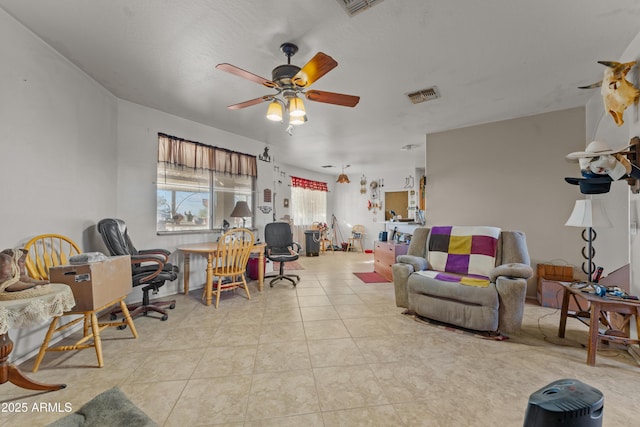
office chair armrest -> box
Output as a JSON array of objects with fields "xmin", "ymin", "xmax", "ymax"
[
  {"xmin": 137, "ymin": 249, "xmax": 170, "ymax": 262},
  {"xmin": 130, "ymin": 255, "xmax": 164, "ymax": 282},
  {"xmin": 292, "ymin": 242, "xmax": 302, "ymax": 254}
]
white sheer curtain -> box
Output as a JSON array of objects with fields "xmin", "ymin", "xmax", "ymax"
[{"xmin": 291, "ymin": 186, "xmax": 327, "ymax": 250}]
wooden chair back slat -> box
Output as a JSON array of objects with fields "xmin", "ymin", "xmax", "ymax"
[{"xmin": 24, "ymin": 234, "xmax": 81, "ymax": 281}]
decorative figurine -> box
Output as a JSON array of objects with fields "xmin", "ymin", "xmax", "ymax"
[{"xmin": 580, "ymin": 61, "xmax": 640, "ymax": 126}]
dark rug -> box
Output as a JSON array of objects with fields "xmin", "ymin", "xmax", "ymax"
[
  {"xmin": 403, "ymin": 310, "xmax": 509, "ymax": 341},
  {"xmin": 47, "ymin": 387, "xmax": 157, "ymax": 427},
  {"xmin": 353, "ymin": 271, "xmax": 390, "ymax": 283}
]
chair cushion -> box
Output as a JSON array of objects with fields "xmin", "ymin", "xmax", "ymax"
[
  {"xmin": 416, "ymin": 270, "xmax": 491, "ymax": 287},
  {"xmin": 427, "ymin": 226, "xmax": 501, "ymax": 279},
  {"xmin": 267, "ymin": 253, "xmax": 299, "ymax": 263},
  {"xmin": 408, "ymin": 273, "xmax": 499, "ymax": 307}
]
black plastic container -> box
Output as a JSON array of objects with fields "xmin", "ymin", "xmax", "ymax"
[
  {"xmin": 304, "ymin": 230, "xmax": 320, "ymax": 256},
  {"xmin": 524, "ymin": 379, "xmax": 603, "ymax": 427}
]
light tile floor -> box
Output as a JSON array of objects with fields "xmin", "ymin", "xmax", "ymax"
[{"xmin": 1, "ymin": 253, "xmax": 639, "ymax": 426}]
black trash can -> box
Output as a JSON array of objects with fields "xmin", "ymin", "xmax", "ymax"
[
  {"xmin": 304, "ymin": 230, "xmax": 320, "ymax": 256},
  {"xmin": 524, "ymin": 379, "xmax": 603, "ymax": 427}
]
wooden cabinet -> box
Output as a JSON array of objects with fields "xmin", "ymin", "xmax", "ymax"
[{"xmin": 374, "ymin": 241, "xmax": 409, "ymax": 281}]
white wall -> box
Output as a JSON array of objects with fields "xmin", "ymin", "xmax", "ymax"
[
  {"xmin": 332, "ymin": 165, "xmax": 420, "ymax": 251},
  {"xmin": 425, "ymin": 108, "xmax": 616, "ymax": 297},
  {"xmin": 617, "ymin": 31, "xmax": 640, "ymax": 298},
  {"xmin": 0, "ymin": 10, "xmax": 119, "ymax": 359}
]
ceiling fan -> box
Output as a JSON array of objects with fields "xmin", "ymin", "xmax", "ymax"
[{"xmin": 216, "ymin": 42, "xmax": 360, "ymax": 130}]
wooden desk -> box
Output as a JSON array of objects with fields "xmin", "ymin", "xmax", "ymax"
[
  {"xmin": 558, "ymin": 283, "xmax": 640, "ymax": 366},
  {"xmin": 177, "ymin": 242, "xmax": 267, "ymax": 305}
]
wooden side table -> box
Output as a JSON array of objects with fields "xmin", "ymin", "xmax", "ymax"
[
  {"xmin": 558, "ymin": 283, "xmax": 640, "ymax": 366},
  {"xmin": 0, "ymin": 283, "xmax": 75, "ymax": 391}
]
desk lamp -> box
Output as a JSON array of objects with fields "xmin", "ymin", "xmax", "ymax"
[
  {"xmin": 565, "ymin": 199, "xmax": 612, "ymax": 279},
  {"xmin": 230, "ymin": 201, "xmax": 252, "ymax": 229}
]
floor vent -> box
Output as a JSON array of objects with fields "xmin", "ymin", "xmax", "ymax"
[
  {"xmin": 407, "ymin": 86, "xmax": 440, "ymax": 104},
  {"xmin": 336, "ymin": 0, "xmax": 385, "ymax": 17}
]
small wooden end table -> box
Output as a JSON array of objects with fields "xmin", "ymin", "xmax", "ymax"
[
  {"xmin": 558, "ymin": 283, "xmax": 640, "ymax": 366},
  {"xmin": 0, "ymin": 283, "xmax": 75, "ymax": 391}
]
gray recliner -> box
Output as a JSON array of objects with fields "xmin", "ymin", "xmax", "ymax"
[{"xmin": 392, "ymin": 227, "xmax": 533, "ymax": 334}]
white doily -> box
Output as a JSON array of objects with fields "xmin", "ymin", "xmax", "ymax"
[{"xmin": 0, "ymin": 283, "xmax": 75, "ymax": 335}]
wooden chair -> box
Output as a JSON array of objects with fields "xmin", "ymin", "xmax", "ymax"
[
  {"xmin": 346, "ymin": 225, "xmax": 365, "ymax": 252},
  {"xmin": 23, "ymin": 234, "xmax": 81, "ymax": 281},
  {"xmin": 202, "ymin": 228, "xmax": 255, "ymax": 308},
  {"xmin": 23, "ymin": 234, "xmax": 138, "ymax": 371},
  {"xmin": 311, "ymin": 222, "xmax": 334, "ymax": 254}
]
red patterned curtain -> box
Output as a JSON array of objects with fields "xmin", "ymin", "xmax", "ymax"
[{"xmin": 291, "ymin": 176, "xmax": 328, "ymax": 192}]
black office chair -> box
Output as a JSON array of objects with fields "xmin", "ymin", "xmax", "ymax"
[
  {"xmin": 97, "ymin": 218, "xmax": 178, "ymax": 321},
  {"xmin": 264, "ymin": 222, "xmax": 301, "ymax": 287}
]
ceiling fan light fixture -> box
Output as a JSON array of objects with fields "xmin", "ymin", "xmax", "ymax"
[
  {"xmin": 289, "ymin": 113, "xmax": 306, "ymax": 126},
  {"xmin": 336, "ymin": 165, "xmax": 351, "ymax": 183},
  {"xmin": 266, "ymin": 100, "xmax": 283, "ymax": 121},
  {"xmin": 336, "ymin": 173, "xmax": 350, "ymax": 183},
  {"xmin": 289, "ymin": 97, "xmax": 306, "ymax": 117}
]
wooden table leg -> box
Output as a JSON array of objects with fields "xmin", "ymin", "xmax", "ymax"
[
  {"xmin": 258, "ymin": 250, "xmax": 265, "ymax": 292},
  {"xmin": 205, "ymin": 253, "xmax": 213, "ymax": 306},
  {"xmin": 558, "ymin": 286, "xmax": 570, "ymax": 338},
  {"xmin": 183, "ymin": 252, "xmax": 191, "ymax": 294},
  {"xmin": 587, "ymin": 301, "xmax": 601, "ymax": 366},
  {"xmin": 1, "ymin": 333, "xmax": 65, "ymax": 391}
]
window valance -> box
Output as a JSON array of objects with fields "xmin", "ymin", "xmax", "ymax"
[
  {"xmin": 291, "ymin": 176, "xmax": 328, "ymax": 192},
  {"xmin": 158, "ymin": 133, "xmax": 257, "ymax": 177}
]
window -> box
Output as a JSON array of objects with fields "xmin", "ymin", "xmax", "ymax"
[
  {"xmin": 290, "ymin": 176, "xmax": 328, "ymax": 226},
  {"xmin": 156, "ymin": 133, "xmax": 256, "ymax": 233}
]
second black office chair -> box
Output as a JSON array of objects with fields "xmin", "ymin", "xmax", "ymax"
[
  {"xmin": 264, "ymin": 222, "xmax": 301, "ymax": 287},
  {"xmin": 97, "ymin": 218, "xmax": 178, "ymax": 321}
]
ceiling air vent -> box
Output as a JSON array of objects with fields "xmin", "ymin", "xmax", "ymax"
[
  {"xmin": 407, "ymin": 86, "xmax": 440, "ymax": 104},
  {"xmin": 336, "ymin": 0, "xmax": 385, "ymax": 17}
]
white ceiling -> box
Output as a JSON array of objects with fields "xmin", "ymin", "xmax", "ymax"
[{"xmin": 2, "ymin": 0, "xmax": 640, "ymax": 174}]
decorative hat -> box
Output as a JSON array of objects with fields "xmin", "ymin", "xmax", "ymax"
[
  {"xmin": 564, "ymin": 175, "xmax": 612, "ymax": 194},
  {"xmin": 566, "ymin": 140, "xmax": 625, "ymax": 160}
]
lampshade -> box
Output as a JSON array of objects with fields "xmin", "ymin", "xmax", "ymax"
[
  {"xmin": 266, "ymin": 100, "xmax": 283, "ymax": 122},
  {"xmin": 336, "ymin": 173, "xmax": 350, "ymax": 183},
  {"xmin": 565, "ymin": 199, "xmax": 612, "ymax": 228},
  {"xmin": 230, "ymin": 201, "xmax": 252, "ymax": 218},
  {"xmin": 289, "ymin": 113, "xmax": 306, "ymax": 126},
  {"xmin": 289, "ymin": 97, "xmax": 306, "ymax": 117}
]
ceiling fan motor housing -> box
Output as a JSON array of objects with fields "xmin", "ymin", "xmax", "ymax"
[{"xmin": 272, "ymin": 64, "xmax": 302, "ymax": 86}]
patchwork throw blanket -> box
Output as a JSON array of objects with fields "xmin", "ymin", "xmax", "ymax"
[{"xmin": 417, "ymin": 226, "xmax": 501, "ymax": 287}]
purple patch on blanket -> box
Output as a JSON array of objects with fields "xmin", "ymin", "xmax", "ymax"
[{"xmin": 444, "ymin": 254, "xmax": 470, "ymax": 275}]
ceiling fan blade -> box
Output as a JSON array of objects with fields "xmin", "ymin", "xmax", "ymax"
[
  {"xmin": 227, "ymin": 96, "xmax": 272, "ymax": 110},
  {"xmin": 292, "ymin": 52, "xmax": 338, "ymax": 87},
  {"xmin": 305, "ymin": 90, "xmax": 360, "ymax": 107},
  {"xmin": 216, "ymin": 63, "xmax": 277, "ymax": 88}
]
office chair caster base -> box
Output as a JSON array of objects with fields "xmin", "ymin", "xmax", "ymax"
[
  {"xmin": 169, "ymin": 303, "xmax": 176, "ymax": 309},
  {"xmin": 269, "ymin": 275, "xmax": 299, "ymax": 287},
  {"xmin": 118, "ymin": 320, "xmax": 127, "ymax": 330}
]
